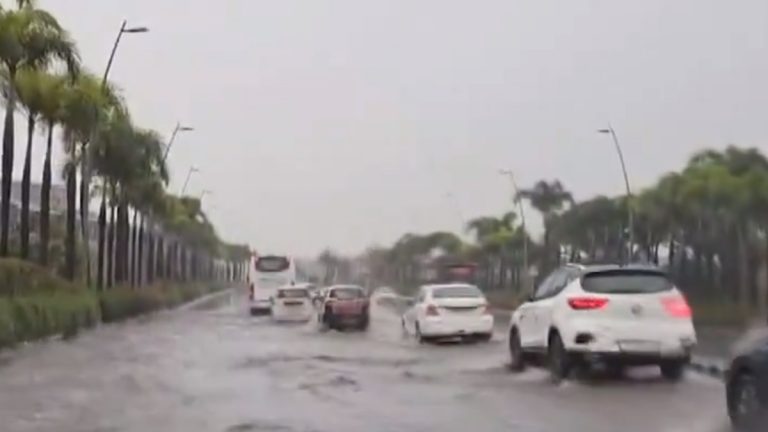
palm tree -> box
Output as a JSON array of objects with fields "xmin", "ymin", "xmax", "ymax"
[
  {"xmin": 31, "ymin": 72, "xmax": 67, "ymax": 266},
  {"xmin": 517, "ymin": 180, "xmax": 573, "ymax": 273},
  {"xmin": 0, "ymin": 3, "xmax": 78, "ymax": 256},
  {"xmin": 58, "ymin": 73, "xmax": 117, "ymax": 280},
  {"xmin": 15, "ymin": 70, "xmax": 74, "ymax": 260}
]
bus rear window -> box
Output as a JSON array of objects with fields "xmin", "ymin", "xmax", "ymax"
[
  {"xmin": 255, "ymin": 256, "xmax": 290, "ymax": 272},
  {"xmin": 581, "ymin": 270, "xmax": 672, "ymax": 294},
  {"xmin": 278, "ymin": 289, "xmax": 309, "ymax": 298}
]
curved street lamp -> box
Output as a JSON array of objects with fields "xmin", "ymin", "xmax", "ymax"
[
  {"xmin": 598, "ymin": 126, "xmax": 634, "ymax": 262},
  {"xmin": 499, "ymin": 169, "xmax": 530, "ymax": 292},
  {"xmin": 181, "ymin": 166, "xmax": 200, "ymax": 195}
]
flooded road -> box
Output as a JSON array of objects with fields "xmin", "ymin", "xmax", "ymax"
[{"xmin": 0, "ymin": 289, "xmax": 731, "ymax": 432}]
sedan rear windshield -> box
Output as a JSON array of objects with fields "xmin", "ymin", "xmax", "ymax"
[
  {"xmin": 581, "ymin": 270, "xmax": 672, "ymax": 294},
  {"xmin": 330, "ymin": 288, "xmax": 364, "ymax": 299},
  {"xmin": 433, "ymin": 285, "xmax": 483, "ymax": 298},
  {"xmin": 278, "ymin": 289, "xmax": 309, "ymax": 298}
]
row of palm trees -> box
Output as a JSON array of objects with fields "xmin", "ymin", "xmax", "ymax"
[
  {"xmin": 366, "ymin": 146, "xmax": 768, "ymax": 319},
  {"xmin": 0, "ymin": 1, "xmax": 249, "ymax": 286}
]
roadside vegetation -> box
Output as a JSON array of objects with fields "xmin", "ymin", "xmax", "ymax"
[
  {"xmin": 357, "ymin": 146, "xmax": 768, "ymax": 327},
  {"xmin": 0, "ymin": 1, "xmax": 251, "ymax": 349}
]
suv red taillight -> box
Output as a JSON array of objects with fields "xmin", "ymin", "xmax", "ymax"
[
  {"xmin": 661, "ymin": 296, "xmax": 692, "ymax": 318},
  {"xmin": 568, "ymin": 297, "xmax": 609, "ymax": 310},
  {"xmin": 426, "ymin": 304, "xmax": 440, "ymax": 316}
]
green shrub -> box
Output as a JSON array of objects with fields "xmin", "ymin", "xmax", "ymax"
[
  {"xmin": 0, "ymin": 258, "xmax": 80, "ymax": 297},
  {"xmin": 0, "ymin": 300, "xmax": 15, "ymax": 349},
  {"xmin": 0, "ymin": 293, "xmax": 100, "ymax": 348},
  {"xmin": 98, "ymin": 283, "xmax": 213, "ymax": 323},
  {"xmin": 485, "ymin": 290, "xmax": 526, "ymax": 311}
]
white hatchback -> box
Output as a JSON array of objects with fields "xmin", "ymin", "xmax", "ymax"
[
  {"xmin": 271, "ymin": 286, "xmax": 314, "ymax": 322},
  {"xmin": 508, "ymin": 264, "xmax": 697, "ymax": 381},
  {"xmin": 402, "ymin": 284, "xmax": 494, "ymax": 342}
]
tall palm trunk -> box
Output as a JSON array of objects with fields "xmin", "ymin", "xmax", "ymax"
[
  {"xmin": 0, "ymin": 67, "xmax": 17, "ymax": 257},
  {"xmin": 96, "ymin": 179, "xmax": 107, "ymax": 290},
  {"xmin": 736, "ymin": 224, "xmax": 751, "ymax": 313},
  {"xmin": 146, "ymin": 223, "xmax": 155, "ymax": 284},
  {"xmin": 115, "ymin": 199, "xmax": 128, "ymax": 284},
  {"xmin": 39, "ymin": 123, "xmax": 54, "ymax": 266},
  {"xmin": 130, "ymin": 209, "xmax": 138, "ymax": 287},
  {"xmin": 79, "ymin": 142, "xmax": 92, "ymax": 286},
  {"xmin": 137, "ymin": 214, "xmax": 145, "ymax": 287},
  {"xmin": 20, "ymin": 112, "xmax": 36, "ymax": 259},
  {"xmin": 107, "ymin": 184, "xmax": 116, "ymax": 288},
  {"xmin": 64, "ymin": 158, "xmax": 77, "ymax": 280},
  {"xmin": 156, "ymin": 235, "xmax": 165, "ymax": 280}
]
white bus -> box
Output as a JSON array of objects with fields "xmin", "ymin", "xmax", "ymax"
[{"xmin": 247, "ymin": 254, "xmax": 297, "ymax": 315}]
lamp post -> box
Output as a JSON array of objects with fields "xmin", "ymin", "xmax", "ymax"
[
  {"xmin": 102, "ymin": 20, "xmax": 149, "ymax": 86},
  {"xmin": 499, "ymin": 169, "xmax": 530, "ymax": 292},
  {"xmin": 598, "ymin": 125, "xmax": 634, "ymax": 263},
  {"xmin": 91, "ymin": 20, "xmax": 148, "ymax": 288},
  {"xmin": 161, "ymin": 123, "xmax": 194, "ymax": 163},
  {"xmin": 181, "ymin": 166, "xmax": 199, "ymax": 195}
]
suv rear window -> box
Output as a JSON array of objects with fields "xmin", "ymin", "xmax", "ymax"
[
  {"xmin": 433, "ymin": 285, "xmax": 483, "ymax": 298},
  {"xmin": 581, "ymin": 270, "xmax": 672, "ymax": 294}
]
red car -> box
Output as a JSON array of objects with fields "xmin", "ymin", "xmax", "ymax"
[{"xmin": 319, "ymin": 285, "xmax": 370, "ymax": 331}]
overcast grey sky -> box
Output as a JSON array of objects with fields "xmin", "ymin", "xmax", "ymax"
[{"xmin": 15, "ymin": 0, "xmax": 768, "ymax": 255}]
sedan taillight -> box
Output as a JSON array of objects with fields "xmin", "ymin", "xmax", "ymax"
[
  {"xmin": 425, "ymin": 304, "xmax": 440, "ymax": 316},
  {"xmin": 568, "ymin": 297, "xmax": 609, "ymax": 310}
]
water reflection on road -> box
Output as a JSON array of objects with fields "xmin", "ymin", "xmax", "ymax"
[{"xmin": 0, "ymin": 290, "xmax": 730, "ymax": 432}]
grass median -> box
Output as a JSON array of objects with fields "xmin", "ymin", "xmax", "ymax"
[{"xmin": 0, "ymin": 258, "xmax": 228, "ymax": 350}]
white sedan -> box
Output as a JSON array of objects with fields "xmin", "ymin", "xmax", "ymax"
[
  {"xmin": 271, "ymin": 286, "xmax": 314, "ymax": 322},
  {"xmin": 402, "ymin": 283, "xmax": 494, "ymax": 343},
  {"xmin": 508, "ymin": 264, "xmax": 697, "ymax": 382}
]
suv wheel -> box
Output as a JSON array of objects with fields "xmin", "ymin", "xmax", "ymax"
[
  {"xmin": 548, "ymin": 332, "xmax": 571, "ymax": 383},
  {"xmin": 660, "ymin": 360, "xmax": 685, "ymax": 381},
  {"xmin": 728, "ymin": 372, "xmax": 764, "ymax": 430},
  {"xmin": 508, "ymin": 328, "xmax": 525, "ymax": 372}
]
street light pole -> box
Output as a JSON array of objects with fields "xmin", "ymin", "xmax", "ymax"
[
  {"xmin": 499, "ymin": 169, "xmax": 530, "ymax": 293},
  {"xmin": 91, "ymin": 20, "xmax": 148, "ymax": 288},
  {"xmin": 161, "ymin": 122, "xmax": 194, "ymax": 163},
  {"xmin": 598, "ymin": 126, "xmax": 634, "ymax": 263},
  {"xmin": 181, "ymin": 167, "xmax": 199, "ymax": 195}
]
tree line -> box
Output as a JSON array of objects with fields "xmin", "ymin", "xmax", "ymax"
[
  {"xmin": 363, "ymin": 145, "xmax": 768, "ymax": 321},
  {"xmin": 0, "ymin": 1, "xmax": 249, "ymax": 287}
]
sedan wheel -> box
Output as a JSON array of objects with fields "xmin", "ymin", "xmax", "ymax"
[{"xmin": 415, "ymin": 322, "xmax": 427, "ymax": 344}]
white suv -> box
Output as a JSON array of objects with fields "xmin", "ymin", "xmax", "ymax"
[{"xmin": 508, "ymin": 264, "xmax": 697, "ymax": 381}]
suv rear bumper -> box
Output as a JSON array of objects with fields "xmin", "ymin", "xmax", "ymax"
[{"xmin": 572, "ymin": 350, "xmax": 691, "ymax": 366}]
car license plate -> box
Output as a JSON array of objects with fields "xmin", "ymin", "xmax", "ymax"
[
  {"xmin": 284, "ymin": 301, "xmax": 303, "ymax": 306},
  {"xmin": 619, "ymin": 341, "xmax": 660, "ymax": 353}
]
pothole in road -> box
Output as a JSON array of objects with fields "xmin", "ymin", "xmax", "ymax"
[
  {"xmin": 233, "ymin": 353, "xmax": 421, "ymax": 370},
  {"xmin": 225, "ymin": 420, "xmax": 296, "ymax": 432}
]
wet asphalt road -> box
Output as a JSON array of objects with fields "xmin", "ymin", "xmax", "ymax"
[{"xmin": 0, "ymin": 289, "xmax": 732, "ymax": 432}]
